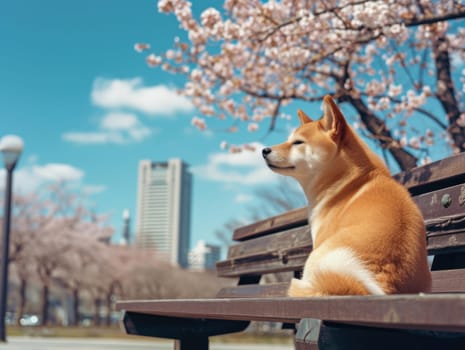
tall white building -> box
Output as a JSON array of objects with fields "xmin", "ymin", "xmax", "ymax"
[{"xmin": 136, "ymin": 159, "xmax": 192, "ymax": 268}]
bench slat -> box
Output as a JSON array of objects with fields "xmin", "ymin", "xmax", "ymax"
[
  {"xmin": 394, "ymin": 152, "xmax": 465, "ymax": 195},
  {"xmin": 431, "ymin": 269, "xmax": 465, "ymax": 293},
  {"xmin": 116, "ymin": 294, "xmax": 465, "ymax": 332},
  {"xmin": 217, "ymin": 283, "xmax": 288, "ymax": 298},
  {"xmin": 414, "ymin": 183, "xmax": 465, "ymax": 221},
  {"xmin": 220, "ymin": 226, "xmax": 311, "ymax": 277},
  {"xmin": 217, "ymin": 249, "xmax": 309, "ymax": 277},
  {"xmin": 233, "ymin": 207, "xmax": 308, "ymax": 242},
  {"xmin": 216, "ymin": 269, "xmax": 465, "ymax": 298},
  {"xmin": 428, "ymin": 232, "xmax": 465, "ymax": 255},
  {"xmin": 219, "ymin": 219, "xmax": 465, "ymax": 278},
  {"xmin": 227, "ymin": 225, "xmax": 311, "ymax": 259}
]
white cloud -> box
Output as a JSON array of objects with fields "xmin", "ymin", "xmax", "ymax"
[
  {"xmin": 451, "ymin": 52, "xmax": 465, "ymax": 70},
  {"xmin": 0, "ymin": 161, "xmax": 88, "ymax": 194},
  {"xmin": 191, "ymin": 143, "xmax": 280, "ymax": 185},
  {"xmin": 91, "ymin": 77, "xmax": 194, "ymax": 116},
  {"xmin": 62, "ymin": 132, "xmax": 116, "ymax": 144},
  {"xmin": 83, "ymin": 184, "xmax": 107, "ymax": 195},
  {"xmin": 235, "ymin": 193, "xmax": 254, "ymax": 203},
  {"xmin": 32, "ymin": 163, "xmax": 84, "ymax": 182},
  {"xmin": 101, "ymin": 113, "xmax": 139, "ymax": 129},
  {"xmin": 0, "ymin": 160, "xmax": 107, "ymax": 198},
  {"xmin": 62, "ymin": 112, "xmax": 152, "ymax": 145}
]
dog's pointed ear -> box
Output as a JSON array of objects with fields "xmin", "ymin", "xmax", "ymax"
[
  {"xmin": 321, "ymin": 95, "xmax": 347, "ymax": 141},
  {"xmin": 297, "ymin": 110, "xmax": 312, "ymax": 125}
]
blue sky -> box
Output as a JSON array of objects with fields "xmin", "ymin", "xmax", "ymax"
[
  {"xmin": 0, "ymin": 0, "xmax": 309, "ymax": 251},
  {"xmin": 1, "ymin": 1, "xmax": 460, "ymax": 252}
]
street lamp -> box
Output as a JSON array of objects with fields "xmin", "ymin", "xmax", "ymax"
[
  {"xmin": 0, "ymin": 135, "xmax": 23, "ymax": 342},
  {"xmin": 122, "ymin": 209, "xmax": 131, "ymax": 245}
]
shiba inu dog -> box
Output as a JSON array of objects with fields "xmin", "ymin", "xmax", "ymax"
[{"xmin": 262, "ymin": 95, "xmax": 431, "ymax": 296}]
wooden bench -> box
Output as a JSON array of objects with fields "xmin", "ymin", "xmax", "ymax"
[{"xmin": 117, "ymin": 152, "xmax": 465, "ymax": 349}]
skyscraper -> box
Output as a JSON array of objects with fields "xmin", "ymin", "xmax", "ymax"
[{"xmin": 136, "ymin": 159, "xmax": 192, "ymax": 268}]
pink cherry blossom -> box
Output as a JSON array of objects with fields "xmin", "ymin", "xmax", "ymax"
[
  {"xmin": 191, "ymin": 116, "xmax": 207, "ymax": 130},
  {"xmin": 146, "ymin": 54, "xmax": 162, "ymax": 67},
  {"xmin": 134, "ymin": 43, "xmax": 150, "ymax": 53},
  {"xmin": 137, "ymin": 0, "xmax": 465, "ymax": 169},
  {"xmin": 248, "ymin": 123, "xmax": 259, "ymax": 132}
]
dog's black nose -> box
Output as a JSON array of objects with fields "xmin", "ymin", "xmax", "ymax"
[{"xmin": 262, "ymin": 147, "xmax": 272, "ymax": 158}]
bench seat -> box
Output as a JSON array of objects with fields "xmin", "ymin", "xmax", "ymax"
[
  {"xmin": 118, "ymin": 293, "xmax": 465, "ymax": 333},
  {"xmin": 117, "ymin": 152, "xmax": 465, "ymax": 349}
]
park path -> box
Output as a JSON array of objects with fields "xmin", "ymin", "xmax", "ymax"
[{"xmin": 3, "ymin": 336, "xmax": 293, "ymax": 350}]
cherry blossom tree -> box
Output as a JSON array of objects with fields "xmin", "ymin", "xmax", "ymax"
[
  {"xmin": 82, "ymin": 243, "xmax": 132, "ymax": 326},
  {"xmin": 5, "ymin": 181, "xmax": 224, "ymax": 326},
  {"xmin": 5, "ymin": 183, "xmax": 113, "ymax": 325},
  {"xmin": 139, "ymin": 0, "xmax": 465, "ymax": 170},
  {"xmin": 53, "ymin": 229, "xmax": 111, "ymax": 326},
  {"xmin": 7, "ymin": 193, "xmax": 48, "ymax": 324}
]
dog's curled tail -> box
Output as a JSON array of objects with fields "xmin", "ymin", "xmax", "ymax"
[
  {"xmin": 287, "ymin": 278, "xmax": 320, "ymax": 297},
  {"xmin": 288, "ymin": 271, "xmax": 375, "ymax": 297}
]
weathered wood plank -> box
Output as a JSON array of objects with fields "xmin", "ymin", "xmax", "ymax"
[
  {"xmin": 431, "ymin": 269, "xmax": 465, "ymax": 293},
  {"xmin": 394, "ymin": 152, "xmax": 465, "ymax": 194},
  {"xmin": 414, "ymin": 183, "xmax": 465, "ymax": 221},
  {"xmin": 428, "ymin": 232, "xmax": 465, "ymax": 254},
  {"xmin": 216, "ymin": 269, "xmax": 465, "ymax": 298},
  {"xmin": 219, "ymin": 225, "xmax": 312, "ymax": 277},
  {"xmin": 217, "ymin": 283, "xmax": 289, "ymax": 298},
  {"xmin": 116, "ymin": 294, "xmax": 465, "ymax": 332},
  {"xmin": 228, "ymin": 225, "xmax": 312, "ymax": 259},
  {"xmin": 233, "ymin": 207, "xmax": 308, "ymax": 242},
  {"xmin": 217, "ymin": 249, "xmax": 310, "ymax": 277},
  {"xmin": 219, "ymin": 215, "xmax": 465, "ymax": 278}
]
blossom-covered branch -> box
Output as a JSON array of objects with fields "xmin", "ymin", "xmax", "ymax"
[{"xmin": 138, "ymin": 0, "xmax": 465, "ymax": 169}]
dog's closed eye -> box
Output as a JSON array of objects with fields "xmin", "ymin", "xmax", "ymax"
[{"xmin": 292, "ymin": 140, "xmax": 305, "ymax": 145}]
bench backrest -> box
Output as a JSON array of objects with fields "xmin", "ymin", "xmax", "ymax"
[{"xmin": 216, "ymin": 152, "xmax": 465, "ymax": 298}]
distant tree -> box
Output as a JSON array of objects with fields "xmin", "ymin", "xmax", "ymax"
[
  {"xmin": 34, "ymin": 226, "xmax": 71, "ymax": 325},
  {"xmin": 82, "ymin": 244, "xmax": 130, "ymax": 326},
  {"xmin": 54, "ymin": 229, "xmax": 109, "ymax": 326},
  {"xmin": 215, "ymin": 178, "xmax": 306, "ymax": 246},
  {"xmin": 7, "ymin": 183, "xmax": 113, "ymax": 325},
  {"xmin": 139, "ymin": 0, "xmax": 465, "ymax": 170},
  {"xmin": 117, "ymin": 248, "xmax": 227, "ymax": 300},
  {"xmin": 8, "ymin": 193, "xmax": 48, "ymax": 324}
]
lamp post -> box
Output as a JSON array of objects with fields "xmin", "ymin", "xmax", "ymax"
[
  {"xmin": 122, "ymin": 209, "xmax": 131, "ymax": 245},
  {"xmin": 0, "ymin": 135, "xmax": 23, "ymax": 342}
]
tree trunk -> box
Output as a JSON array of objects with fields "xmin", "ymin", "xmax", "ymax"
[
  {"xmin": 71, "ymin": 289, "xmax": 80, "ymax": 326},
  {"xmin": 432, "ymin": 33, "xmax": 465, "ymax": 152},
  {"xmin": 15, "ymin": 278, "xmax": 27, "ymax": 326},
  {"xmin": 93, "ymin": 298, "xmax": 100, "ymax": 326},
  {"xmin": 344, "ymin": 95, "xmax": 419, "ymax": 170},
  {"xmin": 40, "ymin": 284, "xmax": 49, "ymax": 326},
  {"xmin": 105, "ymin": 292, "xmax": 112, "ymax": 326}
]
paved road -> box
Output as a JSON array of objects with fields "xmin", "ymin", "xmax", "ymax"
[{"xmin": 2, "ymin": 337, "xmax": 293, "ymax": 350}]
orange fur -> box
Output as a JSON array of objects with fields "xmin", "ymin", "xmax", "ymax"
[{"xmin": 263, "ymin": 96, "xmax": 432, "ymax": 297}]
